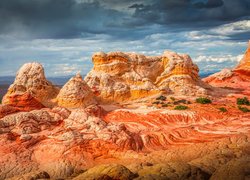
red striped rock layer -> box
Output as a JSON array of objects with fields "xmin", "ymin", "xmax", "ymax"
[
  {"xmin": 1, "ymin": 102, "xmax": 250, "ymax": 179},
  {"xmin": 104, "ymin": 108, "xmax": 250, "ymax": 151}
]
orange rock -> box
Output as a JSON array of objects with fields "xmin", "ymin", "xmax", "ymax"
[
  {"xmin": 56, "ymin": 73, "xmax": 96, "ymax": 108},
  {"xmin": 3, "ymin": 92, "xmax": 45, "ymax": 111},
  {"xmin": 0, "ymin": 105, "xmax": 19, "ymax": 118},
  {"xmin": 85, "ymin": 51, "xmax": 208, "ymax": 103},
  {"xmin": 234, "ymin": 40, "xmax": 250, "ymax": 75},
  {"xmin": 203, "ymin": 41, "xmax": 250, "ymax": 92},
  {"xmin": 2, "ymin": 62, "xmax": 59, "ymax": 108}
]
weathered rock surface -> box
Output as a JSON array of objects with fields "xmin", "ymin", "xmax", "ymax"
[
  {"xmin": 73, "ymin": 164, "xmax": 137, "ymax": 180},
  {"xmin": 1, "ymin": 45, "xmax": 250, "ymax": 180},
  {"xmin": 0, "ymin": 105, "xmax": 20, "ymax": 119},
  {"xmin": 0, "ymin": 107, "xmax": 70, "ymax": 135},
  {"xmin": 210, "ymin": 158, "xmax": 250, "ymax": 180},
  {"xmin": 2, "ymin": 62, "xmax": 59, "ymax": 109},
  {"xmin": 57, "ymin": 73, "xmax": 96, "ymax": 108},
  {"xmin": 203, "ymin": 41, "xmax": 250, "ymax": 94},
  {"xmin": 6, "ymin": 171, "xmax": 50, "ymax": 180},
  {"xmin": 134, "ymin": 162, "xmax": 211, "ymax": 180},
  {"xmin": 0, "ymin": 101, "xmax": 249, "ymax": 179},
  {"xmin": 85, "ymin": 51, "xmax": 209, "ymax": 103},
  {"xmin": 235, "ymin": 40, "xmax": 250, "ymax": 75}
]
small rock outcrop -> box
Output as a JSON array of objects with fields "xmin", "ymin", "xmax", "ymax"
[
  {"xmin": 56, "ymin": 73, "xmax": 96, "ymax": 108},
  {"xmin": 85, "ymin": 51, "xmax": 208, "ymax": 103},
  {"xmin": 204, "ymin": 41, "xmax": 250, "ymax": 87},
  {"xmin": 234, "ymin": 40, "xmax": 250, "ymax": 75},
  {"xmin": 2, "ymin": 62, "xmax": 59, "ymax": 109},
  {"xmin": 73, "ymin": 164, "xmax": 137, "ymax": 180}
]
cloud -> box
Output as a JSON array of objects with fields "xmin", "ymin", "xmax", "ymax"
[
  {"xmin": 210, "ymin": 19, "xmax": 250, "ymax": 36},
  {"xmin": 194, "ymin": 54, "xmax": 244, "ymax": 63},
  {"xmin": 0, "ymin": 0, "xmax": 249, "ymax": 40},
  {"xmin": 193, "ymin": 0, "xmax": 224, "ymax": 9},
  {"xmin": 0, "ymin": 0, "xmax": 249, "ymax": 77},
  {"xmin": 130, "ymin": 0, "xmax": 250, "ymax": 26},
  {"xmin": 0, "ymin": 0, "xmax": 127, "ymax": 39},
  {"xmin": 192, "ymin": 53, "xmax": 245, "ymax": 73}
]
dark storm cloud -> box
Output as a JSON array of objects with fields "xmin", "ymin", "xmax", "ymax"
[
  {"xmin": 0, "ymin": 0, "xmax": 249, "ymax": 40},
  {"xmin": 130, "ymin": 0, "xmax": 250, "ymax": 25},
  {"xmin": 0, "ymin": 0, "xmax": 125, "ymax": 39},
  {"xmin": 194, "ymin": 0, "xmax": 224, "ymax": 9}
]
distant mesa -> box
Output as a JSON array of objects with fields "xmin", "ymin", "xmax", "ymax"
[{"xmin": 85, "ymin": 50, "xmax": 209, "ymax": 103}]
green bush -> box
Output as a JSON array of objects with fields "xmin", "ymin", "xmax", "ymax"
[
  {"xmin": 237, "ymin": 97, "xmax": 250, "ymax": 105},
  {"xmin": 218, "ymin": 107, "xmax": 227, "ymax": 112},
  {"xmin": 196, "ymin": 97, "xmax": 212, "ymax": 104},
  {"xmin": 174, "ymin": 105, "xmax": 188, "ymax": 110},
  {"xmin": 174, "ymin": 99, "xmax": 191, "ymax": 105},
  {"xmin": 152, "ymin": 101, "xmax": 160, "ymax": 105},
  {"xmin": 170, "ymin": 97, "xmax": 175, "ymax": 101},
  {"xmin": 238, "ymin": 106, "xmax": 250, "ymax": 113},
  {"xmin": 156, "ymin": 95, "xmax": 166, "ymax": 101}
]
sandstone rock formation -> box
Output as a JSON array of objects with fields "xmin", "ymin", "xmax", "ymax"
[
  {"xmin": 235, "ymin": 40, "xmax": 250, "ymax": 75},
  {"xmin": 73, "ymin": 164, "xmax": 137, "ymax": 180},
  {"xmin": 0, "ymin": 105, "xmax": 19, "ymax": 119},
  {"xmin": 1, "ymin": 45, "xmax": 250, "ymax": 180},
  {"xmin": 85, "ymin": 51, "xmax": 208, "ymax": 103},
  {"xmin": 57, "ymin": 73, "xmax": 96, "ymax": 108},
  {"xmin": 2, "ymin": 62, "xmax": 59, "ymax": 109},
  {"xmin": 0, "ymin": 107, "xmax": 70, "ymax": 135},
  {"xmin": 204, "ymin": 41, "xmax": 250, "ymax": 89}
]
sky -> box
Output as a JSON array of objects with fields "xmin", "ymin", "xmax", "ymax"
[{"xmin": 0, "ymin": 0, "xmax": 249, "ymax": 77}]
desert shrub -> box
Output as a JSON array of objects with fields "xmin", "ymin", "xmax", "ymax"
[
  {"xmin": 162, "ymin": 104, "xmax": 168, "ymax": 107},
  {"xmin": 170, "ymin": 97, "xmax": 175, "ymax": 101},
  {"xmin": 238, "ymin": 106, "xmax": 250, "ymax": 113},
  {"xmin": 218, "ymin": 107, "xmax": 227, "ymax": 112},
  {"xmin": 152, "ymin": 101, "xmax": 160, "ymax": 105},
  {"xmin": 174, "ymin": 99, "xmax": 191, "ymax": 105},
  {"xmin": 196, "ymin": 97, "xmax": 212, "ymax": 104},
  {"xmin": 174, "ymin": 105, "xmax": 188, "ymax": 110},
  {"xmin": 237, "ymin": 97, "xmax": 250, "ymax": 105},
  {"xmin": 156, "ymin": 95, "xmax": 166, "ymax": 101}
]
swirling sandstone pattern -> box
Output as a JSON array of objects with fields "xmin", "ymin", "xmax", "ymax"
[
  {"xmin": 85, "ymin": 51, "xmax": 208, "ymax": 103},
  {"xmin": 1, "ymin": 43, "xmax": 250, "ymax": 179}
]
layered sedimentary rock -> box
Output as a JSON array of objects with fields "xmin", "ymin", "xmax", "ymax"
[
  {"xmin": 0, "ymin": 104, "xmax": 250, "ymax": 179},
  {"xmin": 85, "ymin": 51, "xmax": 208, "ymax": 103},
  {"xmin": 2, "ymin": 62, "xmax": 59, "ymax": 109},
  {"xmin": 235, "ymin": 40, "xmax": 250, "ymax": 75},
  {"xmin": 204, "ymin": 41, "xmax": 250, "ymax": 89},
  {"xmin": 0, "ymin": 105, "xmax": 19, "ymax": 119},
  {"xmin": 56, "ymin": 73, "xmax": 96, "ymax": 108},
  {"xmin": 1, "ymin": 44, "xmax": 250, "ymax": 179}
]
